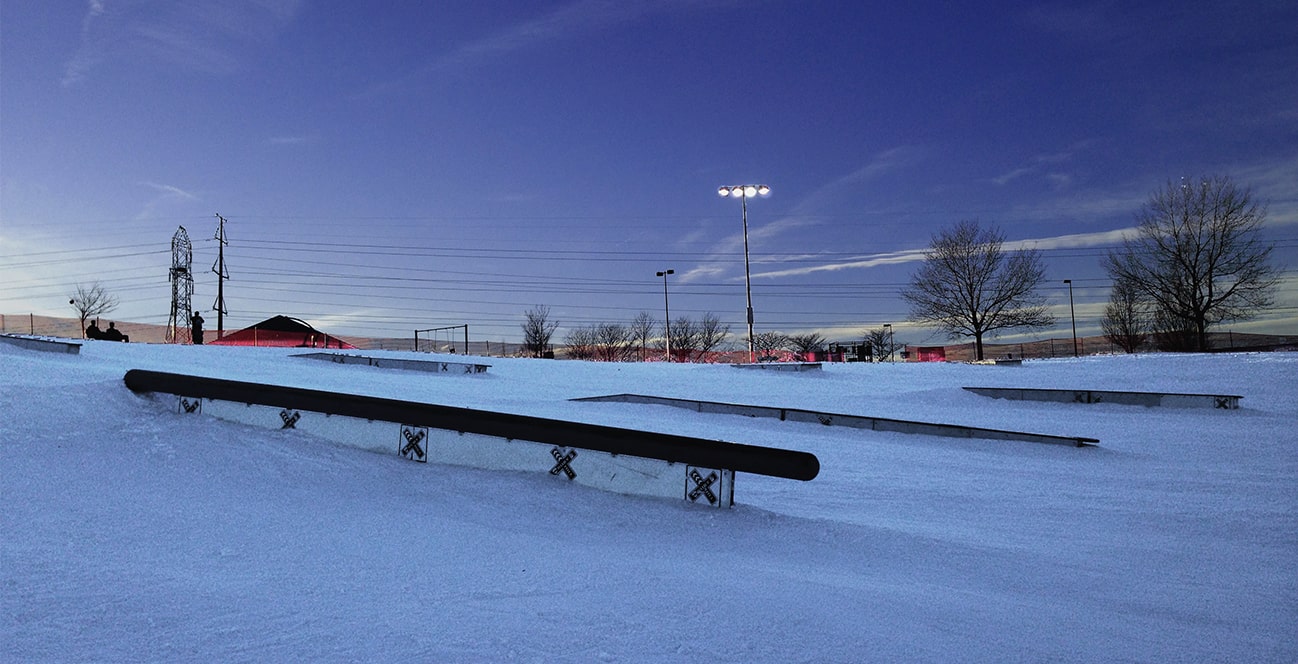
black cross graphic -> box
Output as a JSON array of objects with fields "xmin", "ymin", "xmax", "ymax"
[
  {"xmin": 688, "ymin": 469, "xmax": 720, "ymax": 505},
  {"xmin": 178, "ymin": 397, "xmax": 201, "ymax": 414},
  {"xmin": 279, "ymin": 409, "xmax": 301, "ymax": 429},
  {"xmin": 400, "ymin": 426, "xmax": 427, "ymax": 462},
  {"xmin": 549, "ymin": 447, "xmax": 577, "ymax": 480},
  {"xmin": 1215, "ymin": 397, "xmax": 1232, "ymax": 409}
]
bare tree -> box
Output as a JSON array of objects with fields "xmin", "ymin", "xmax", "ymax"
[
  {"xmin": 787, "ymin": 332, "xmax": 826, "ymax": 361},
  {"xmin": 69, "ymin": 282, "xmax": 119, "ymax": 338},
  {"xmin": 695, "ymin": 312, "xmax": 731, "ymax": 361},
  {"xmin": 521, "ymin": 305, "xmax": 559, "ymax": 357},
  {"xmin": 666, "ymin": 316, "xmax": 699, "ymax": 362},
  {"xmin": 863, "ymin": 327, "xmax": 901, "ymax": 362},
  {"xmin": 1103, "ymin": 175, "xmax": 1280, "ymax": 352},
  {"xmin": 1101, "ymin": 279, "xmax": 1149, "ymax": 354},
  {"xmin": 901, "ymin": 220, "xmax": 1054, "ymax": 361},
  {"xmin": 593, "ymin": 322, "xmax": 634, "ymax": 362},
  {"xmin": 628, "ymin": 311, "xmax": 657, "ymax": 361},
  {"xmin": 564, "ymin": 324, "xmax": 597, "ymax": 360},
  {"xmin": 1150, "ymin": 305, "xmax": 1199, "ymax": 352},
  {"xmin": 748, "ymin": 331, "xmax": 789, "ymax": 361}
]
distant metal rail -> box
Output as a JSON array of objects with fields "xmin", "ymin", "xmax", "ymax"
[
  {"xmin": 573, "ymin": 394, "xmax": 1098, "ymax": 447},
  {"xmin": 0, "ymin": 333, "xmax": 81, "ymax": 355},
  {"xmin": 123, "ymin": 369, "xmax": 819, "ymax": 481},
  {"xmin": 293, "ymin": 352, "xmax": 489, "ymax": 374},
  {"xmin": 963, "ymin": 387, "xmax": 1242, "ymax": 410}
]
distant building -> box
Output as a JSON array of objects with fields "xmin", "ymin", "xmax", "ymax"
[{"xmin": 208, "ymin": 315, "xmax": 356, "ymax": 349}]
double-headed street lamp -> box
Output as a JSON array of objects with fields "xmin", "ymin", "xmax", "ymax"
[
  {"xmin": 1063, "ymin": 279, "xmax": 1078, "ymax": 357},
  {"xmin": 657, "ymin": 269, "xmax": 674, "ymax": 362},
  {"xmin": 718, "ymin": 184, "xmax": 770, "ymax": 363}
]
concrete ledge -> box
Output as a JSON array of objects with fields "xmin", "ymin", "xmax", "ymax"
[
  {"xmin": 294, "ymin": 352, "xmax": 489, "ymax": 374},
  {"xmin": 963, "ymin": 387, "xmax": 1242, "ymax": 410},
  {"xmin": 0, "ymin": 333, "xmax": 81, "ymax": 355},
  {"xmin": 732, "ymin": 362, "xmax": 823, "ymax": 372},
  {"xmin": 573, "ymin": 394, "xmax": 1098, "ymax": 447}
]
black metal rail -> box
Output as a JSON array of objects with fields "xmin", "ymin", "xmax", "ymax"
[{"xmin": 123, "ymin": 369, "xmax": 819, "ymax": 481}]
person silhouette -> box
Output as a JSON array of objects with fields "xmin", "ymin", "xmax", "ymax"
[
  {"xmin": 190, "ymin": 311, "xmax": 205, "ymax": 345},
  {"xmin": 85, "ymin": 320, "xmax": 102, "ymax": 340},
  {"xmin": 101, "ymin": 322, "xmax": 124, "ymax": 342}
]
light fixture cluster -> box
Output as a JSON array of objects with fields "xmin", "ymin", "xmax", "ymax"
[{"xmin": 717, "ymin": 185, "xmax": 770, "ymax": 198}]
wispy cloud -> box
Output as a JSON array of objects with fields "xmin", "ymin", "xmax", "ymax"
[
  {"xmin": 369, "ymin": 0, "xmax": 732, "ymax": 95},
  {"xmin": 63, "ymin": 0, "xmax": 301, "ymax": 86},
  {"xmin": 677, "ymin": 147, "xmax": 925, "ymax": 284},
  {"xmin": 1233, "ymin": 153, "xmax": 1298, "ymax": 227},
  {"xmin": 991, "ymin": 149, "xmax": 1078, "ymax": 186},
  {"xmin": 749, "ymin": 227, "xmax": 1142, "ymax": 281},
  {"xmin": 268, "ymin": 135, "xmax": 317, "ymax": 146},
  {"xmin": 141, "ymin": 182, "xmax": 199, "ymax": 201},
  {"xmin": 133, "ymin": 181, "xmax": 201, "ymax": 221}
]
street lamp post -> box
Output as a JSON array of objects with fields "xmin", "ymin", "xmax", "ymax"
[
  {"xmin": 718, "ymin": 184, "xmax": 770, "ymax": 363},
  {"xmin": 883, "ymin": 323, "xmax": 893, "ymax": 363},
  {"xmin": 1064, "ymin": 279, "xmax": 1078, "ymax": 357},
  {"xmin": 657, "ymin": 269, "xmax": 674, "ymax": 362}
]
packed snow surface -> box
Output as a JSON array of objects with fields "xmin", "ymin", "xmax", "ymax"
[{"xmin": 3, "ymin": 340, "xmax": 1296, "ymax": 662}]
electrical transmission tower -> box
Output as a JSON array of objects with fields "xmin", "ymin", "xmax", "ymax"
[
  {"xmin": 212, "ymin": 213, "xmax": 229, "ymax": 339},
  {"xmin": 167, "ymin": 226, "xmax": 194, "ymax": 344}
]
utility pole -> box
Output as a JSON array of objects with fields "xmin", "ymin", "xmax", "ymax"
[{"xmin": 212, "ymin": 214, "xmax": 230, "ymax": 339}]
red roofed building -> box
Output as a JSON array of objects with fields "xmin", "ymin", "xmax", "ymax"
[{"xmin": 208, "ymin": 315, "xmax": 356, "ymax": 349}]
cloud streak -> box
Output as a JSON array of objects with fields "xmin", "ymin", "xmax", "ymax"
[
  {"xmin": 63, "ymin": 0, "xmax": 301, "ymax": 86},
  {"xmin": 677, "ymin": 147, "xmax": 925, "ymax": 284},
  {"xmin": 750, "ymin": 227, "xmax": 1142, "ymax": 280},
  {"xmin": 368, "ymin": 0, "xmax": 733, "ymax": 96}
]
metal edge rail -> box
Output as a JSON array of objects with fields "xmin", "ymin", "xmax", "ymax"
[
  {"xmin": 123, "ymin": 369, "xmax": 819, "ymax": 481},
  {"xmin": 962, "ymin": 386, "xmax": 1242, "ymax": 409},
  {"xmin": 573, "ymin": 393, "xmax": 1099, "ymax": 447}
]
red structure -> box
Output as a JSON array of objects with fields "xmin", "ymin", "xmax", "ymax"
[
  {"xmin": 209, "ymin": 315, "xmax": 356, "ymax": 349},
  {"xmin": 912, "ymin": 346, "xmax": 947, "ymax": 362}
]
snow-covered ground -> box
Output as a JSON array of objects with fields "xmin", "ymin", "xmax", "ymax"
[{"xmin": 3, "ymin": 339, "xmax": 1295, "ymax": 662}]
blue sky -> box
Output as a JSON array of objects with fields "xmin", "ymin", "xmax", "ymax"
[{"xmin": 3, "ymin": 1, "xmax": 1296, "ymax": 346}]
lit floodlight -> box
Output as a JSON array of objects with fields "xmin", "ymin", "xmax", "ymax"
[
  {"xmin": 718, "ymin": 186, "xmax": 731, "ymax": 197},
  {"xmin": 757, "ymin": 185, "xmax": 770, "ymax": 196},
  {"xmin": 744, "ymin": 185, "xmax": 758, "ymax": 197}
]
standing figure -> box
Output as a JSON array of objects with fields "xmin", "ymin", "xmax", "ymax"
[
  {"xmin": 86, "ymin": 320, "xmax": 102, "ymax": 340},
  {"xmin": 190, "ymin": 311, "xmax": 205, "ymax": 345}
]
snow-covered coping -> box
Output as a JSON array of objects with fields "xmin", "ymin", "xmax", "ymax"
[
  {"xmin": 574, "ymin": 393, "xmax": 1098, "ymax": 447},
  {"xmin": 292, "ymin": 351, "xmax": 490, "ymax": 374},
  {"xmin": 0, "ymin": 333, "xmax": 81, "ymax": 355},
  {"xmin": 963, "ymin": 386, "xmax": 1243, "ymax": 409}
]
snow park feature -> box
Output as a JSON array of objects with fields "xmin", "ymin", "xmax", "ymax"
[
  {"xmin": 2, "ymin": 340, "xmax": 1296, "ymax": 662},
  {"xmin": 572, "ymin": 393, "xmax": 1098, "ymax": 446},
  {"xmin": 121, "ymin": 369, "xmax": 818, "ymax": 507},
  {"xmin": 962, "ymin": 386, "xmax": 1244, "ymax": 409}
]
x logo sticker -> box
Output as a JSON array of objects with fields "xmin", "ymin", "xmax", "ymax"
[
  {"xmin": 279, "ymin": 409, "xmax": 301, "ymax": 429},
  {"xmin": 400, "ymin": 426, "xmax": 428, "ymax": 462},
  {"xmin": 688, "ymin": 469, "xmax": 720, "ymax": 505},
  {"xmin": 178, "ymin": 397, "xmax": 201, "ymax": 414},
  {"xmin": 549, "ymin": 447, "xmax": 577, "ymax": 480}
]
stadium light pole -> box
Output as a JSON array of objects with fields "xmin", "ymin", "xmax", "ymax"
[
  {"xmin": 883, "ymin": 323, "xmax": 893, "ymax": 363},
  {"xmin": 1064, "ymin": 279, "xmax": 1078, "ymax": 357},
  {"xmin": 657, "ymin": 269, "xmax": 674, "ymax": 362},
  {"xmin": 717, "ymin": 184, "xmax": 770, "ymax": 363}
]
